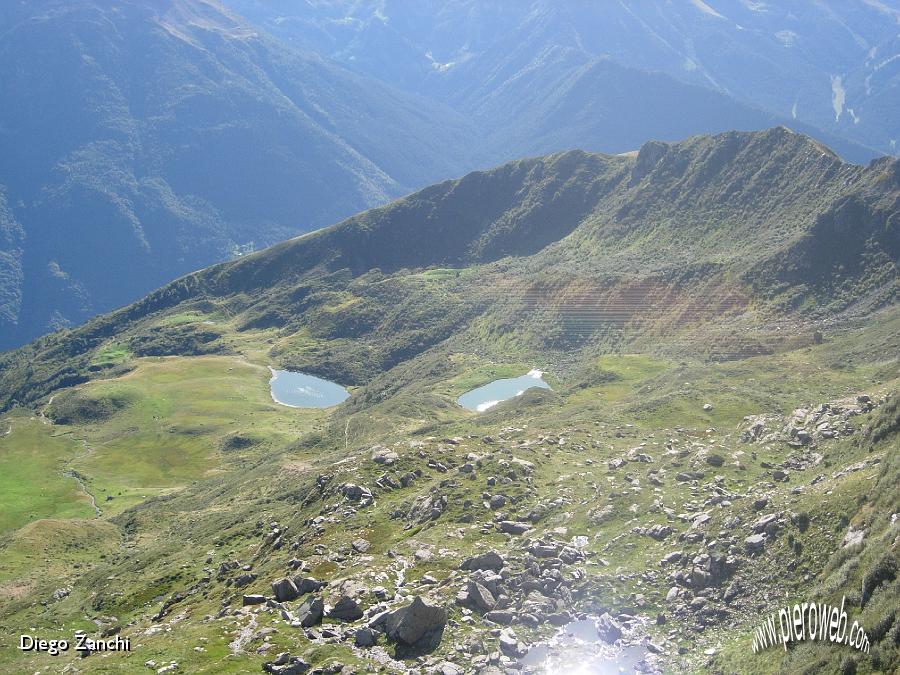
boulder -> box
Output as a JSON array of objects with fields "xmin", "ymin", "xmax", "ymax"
[
  {"xmin": 483, "ymin": 610, "xmax": 514, "ymax": 625},
  {"xmin": 371, "ymin": 446, "xmax": 399, "ymax": 465},
  {"xmin": 745, "ymin": 534, "xmax": 766, "ymax": 553},
  {"xmin": 354, "ymin": 627, "xmax": 376, "ymax": 647},
  {"xmin": 272, "ymin": 578, "xmax": 299, "ymax": 602},
  {"xmin": 752, "ymin": 514, "xmax": 779, "ymax": 534},
  {"xmin": 328, "ymin": 595, "xmax": 364, "ymax": 622},
  {"xmin": 499, "ymin": 521, "xmax": 531, "ymax": 535},
  {"xmin": 466, "ymin": 582, "xmax": 496, "ymax": 612},
  {"xmin": 293, "ymin": 577, "xmax": 326, "ymax": 595},
  {"xmin": 647, "ymin": 524, "xmax": 673, "ymax": 540},
  {"xmin": 499, "ymin": 630, "xmax": 526, "ymax": 658},
  {"xmin": 263, "ymin": 654, "xmax": 309, "ymax": 675},
  {"xmin": 460, "ymin": 551, "xmax": 505, "ymax": 572},
  {"xmin": 296, "ymin": 595, "xmax": 324, "ymax": 627},
  {"xmin": 378, "ymin": 596, "xmax": 447, "ymax": 646},
  {"xmin": 596, "ymin": 612, "xmax": 622, "ymax": 643}
]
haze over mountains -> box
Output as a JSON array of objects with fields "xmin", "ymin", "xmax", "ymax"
[
  {"xmin": 229, "ymin": 0, "xmax": 900, "ymax": 156},
  {"xmin": 1, "ymin": 0, "xmax": 897, "ymax": 352}
]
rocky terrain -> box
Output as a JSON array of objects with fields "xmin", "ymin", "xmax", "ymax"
[{"xmin": 0, "ymin": 129, "xmax": 897, "ymax": 673}]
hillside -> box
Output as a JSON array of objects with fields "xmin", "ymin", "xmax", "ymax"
[
  {"xmin": 0, "ymin": 129, "xmax": 897, "ymax": 674},
  {"xmin": 0, "ymin": 0, "xmax": 474, "ymax": 351},
  {"xmin": 4, "ymin": 0, "xmax": 893, "ymax": 354}
]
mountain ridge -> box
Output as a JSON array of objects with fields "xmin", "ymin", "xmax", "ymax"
[{"xmin": 1, "ymin": 128, "xmax": 896, "ymax": 411}]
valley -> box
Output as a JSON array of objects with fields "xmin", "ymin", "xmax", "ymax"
[{"xmin": 0, "ymin": 129, "xmax": 897, "ymax": 674}]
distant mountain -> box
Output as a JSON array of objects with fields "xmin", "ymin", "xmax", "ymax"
[
  {"xmin": 0, "ymin": 0, "xmax": 474, "ymax": 350},
  {"xmin": 2, "ymin": 0, "xmax": 894, "ymax": 352},
  {"xmin": 228, "ymin": 0, "xmax": 898, "ymax": 156}
]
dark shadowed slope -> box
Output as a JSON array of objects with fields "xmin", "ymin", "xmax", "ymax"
[{"xmin": 0, "ymin": 0, "xmax": 474, "ymax": 350}]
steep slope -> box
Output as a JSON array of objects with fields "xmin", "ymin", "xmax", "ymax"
[
  {"xmin": 0, "ymin": 0, "xmax": 474, "ymax": 351},
  {"xmin": 0, "ymin": 129, "xmax": 897, "ymax": 674},
  {"xmin": 1, "ymin": 128, "xmax": 896, "ymax": 408}
]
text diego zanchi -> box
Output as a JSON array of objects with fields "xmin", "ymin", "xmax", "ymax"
[{"xmin": 20, "ymin": 632, "xmax": 131, "ymax": 655}]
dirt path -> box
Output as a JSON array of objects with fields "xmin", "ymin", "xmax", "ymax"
[{"xmin": 228, "ymin": 613, "xmax": 258, "ymax": 654}]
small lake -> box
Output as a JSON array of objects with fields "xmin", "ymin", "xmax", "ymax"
[
  {"xmin": 457, "ymin": 369, "xmax": 551, "ymax": 412},
  {"xmin": 268, "ymin": 369, "xmax": 350, "ymax": 409},
  {"xmin": 519, "ymin": 617, "xmax": 653, "ymax": 674}
]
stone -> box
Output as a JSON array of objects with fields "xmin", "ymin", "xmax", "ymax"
[
  {"xmin": 271, "ymin": 578, "xmax": 299, "ymax": 602},
  {"xmin": 371, "ymin": 446, "xmax": 399, "ymax": 465},
  {"xmin": 351, "ymin": 539, "xmax": 371, "ymax": 554},
  {"xmin": 499, "ymin": 521, "xmax": 531, "ymax": 535},
  {"xmin": 435, "ymin": 663, "xmax": 465, "ymax": 675},
  {"xmin": 467, "ymin": 582, "xmax": 496, "ymax": 612},
  {"xmin": 296, "ymin": 596, "xmax": 324, "ymax": 627},
  {"xmin": 529, "ymin": 544, "xmax": 559, "ymax": 558},
  {"xmin": 596, "ymin": 612, "xmax": 622, "ymax": 643},
  {"xmin": 499, "ymin": 630, "xmax": 526, "ymax": 658},
  {"xmin": 242, "ymin": 594, "xmax": 266, "ymax": 606},
  {"xmin": 661, "ymin": 551, "xmax": 682, "ymax": 565},
  {"xmin": 233, "ymin": 573, "xmax": 257, "ymax": 588},
  {"xmin": 647, "ymin": 524, "xmax": 673, "ymax": 540},
  {"xmin": 752, "ymin": 514, "xmax": 779, "ymax": 534},
  {"xmin": 328, "ymin": 595, "xmax": 363, "ymax": 621},
  {"xmin": 842, "ymin": 526, "xmax": 865, "ymax": 548},
  {"xmin": 378, "ymin": 596, "xmax": 448, "ymax": 646},
  {"xmin": 293, "ymin": 577, "xmax": 326, "ymax": 595},
  {"xmin": 745, "ymin": 534, "xmax": 766, "ymax": 553},
  {"xmin": 460, "ymin": 551, "xmax": 505, "ymax": 572},
  {"xmin": 354, "ymin": 627, "xmax": 376, "ymax": 647},
  {"xmin": 263, "ymin": 655, "xmax": 309, "ymax": 675},
  {"xmin": 483, "ymin": 610, "xmax": 514, "ymax": 625},
  {"xmin": 488, "ymin": 494, "xmax": 506, "ymax": 510},
  {"xmin": 705, "ymin": 453, "xmax": 724, "ymax": 467},
  {"xmin": 703, "ymin": 403, "xmax": 713, "ymax": 411}
]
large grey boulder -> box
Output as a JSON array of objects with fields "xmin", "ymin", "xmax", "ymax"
[
  {"xmin": 272, "ymin": 578, "xmax": 299, "ymax": 602},
  {"xmin": 292, "ymin": 577, "xmax": 326, "ymax": 595},
  {"xmin": 377, "ymin": 596, "xmax": 447, "ymax": 646},
  {"xmin": 371, "ymin": 445, "xmax": 399, "ymax": 465},
  {"xmin": 596, "ymin": 612, "xmax": 622, "ymax": 643},
  {"xmin": 466, "ymin": 581, "xmax": 496, "ymax": 612},
  {"xmin": 296, "ymin": 595, "xmax": 324, "ymax": 627},
  {"xmin": 460, "ymin": 551, "xmax": 505, "ymax": 572},
  {"xmin": 328, "ymin": 595, "xmax": 364, "ymax": 622},
  {"xmin": 745, "ymin": 533, "xmax": 767, "ymax": 553},
  {"xmin": 499, "ymin": 521, "xmax": 531, "ymax": 535}
]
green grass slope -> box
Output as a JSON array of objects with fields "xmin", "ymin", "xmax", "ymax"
[{"xmin": 0, "ymin": 129, "xmax": 897, "ymax": 674}]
